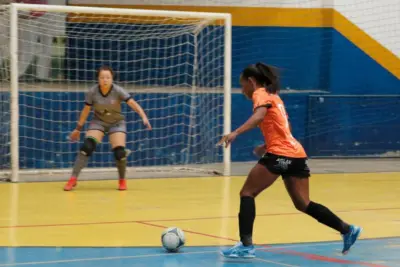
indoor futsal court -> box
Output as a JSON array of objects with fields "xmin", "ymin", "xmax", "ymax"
[
  {"xmin": 0, "ymin": 2, "xmax": 399, "ymax": 266},
  {"xmin": 0, "ymin": 159, "xmax": 399, "ymax": 267}
]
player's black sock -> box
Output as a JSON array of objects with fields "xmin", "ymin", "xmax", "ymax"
[
  {"xmin": 239, "ymin": 196, "xmax": 256, "ymax": 246},
  {"xmin": 306, "ymin": 201, "xmax": 350, "ymax": 235},
  {"xmin": 116, "ymin": 159, "xmax": 126, "ymax": 179},
  {"xmin": 71, "ymin": 153, "xmax": 89, "ymax": 178}
]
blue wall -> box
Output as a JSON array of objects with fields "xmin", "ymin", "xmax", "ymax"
[
  {"xmin": 330, "ymin": 30, "xmax": 399, "ymax": 94},
  {"xmin": 65, "ymin": 24, "xmax": 399, "ymax": 94},
  {"xmin": 231, "ymin": 27, "xmax": 332, "ymax": 91},
  {"xmin": 1, "ymin": 92, "xmax": 398, "ymax": 170},
  {"xmin": 2, "ymin": 24, "xmax": 399, "ymax": 170},
  {"xmin": 307, "ymin": 95, "xmax": 400, "ymax": 157}
]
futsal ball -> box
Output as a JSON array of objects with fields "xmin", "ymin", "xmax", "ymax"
[{"xmin": 161, "ymin": 227, "xmax": 185, "ymax": 252}]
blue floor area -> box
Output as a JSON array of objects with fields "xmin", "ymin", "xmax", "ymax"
[{"xmin": 0, "ymin": 238, "xmax": 399, "ymax": 267}]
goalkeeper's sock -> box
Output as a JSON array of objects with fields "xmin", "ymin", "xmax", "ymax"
[{"xmin": 71, "ymin": 153, "xmax": 89, "ymax": 178}]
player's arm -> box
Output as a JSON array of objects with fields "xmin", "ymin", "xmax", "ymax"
[
  {"xmin": 75, "ymin": 104, "xmax": 91, "ymax": 131},
  {"xmin": 234, "ymin": 107, "xmax": 267, "ymax": 135},
  {"xmin": 126, "ymin": 98, "xmax": 152, "ymax": 130},
  {"xmin": 218, "ymin": 107, "xmax": 266, "ymax": 147},
  {"xmin": 69, "ymin": 104, "xmax": 91, "ymax": 142}
]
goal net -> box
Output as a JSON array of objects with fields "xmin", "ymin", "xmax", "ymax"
[{"xmin": 0, "ymin": 4, "xmax": 232, "ymax": 182}]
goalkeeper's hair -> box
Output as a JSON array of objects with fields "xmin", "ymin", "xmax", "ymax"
[
  {"xmin": 241, "ymin": 62, "xmax": 280, "ymax": 94},
  {"xmin": 96, "ymin": 65, "xmax": 115, "ymax": 79}
]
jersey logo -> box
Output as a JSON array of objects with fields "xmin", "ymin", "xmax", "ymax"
[{"xmin": 97, "ymin": 109, "xmax": 112, "ymax": 116}]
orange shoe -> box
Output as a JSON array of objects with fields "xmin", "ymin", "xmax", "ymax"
[
  {"xmin": 118, "ymin": 179, "xmax": 127, "ymax": 191},
  {"xmin": 64, "ymin": 177, "xmax": 77, "ymax": 191}
]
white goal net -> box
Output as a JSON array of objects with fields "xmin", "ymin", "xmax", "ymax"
[{"xmin": 0, "ymin": 4, "xmax": 231, "ymax": 182}]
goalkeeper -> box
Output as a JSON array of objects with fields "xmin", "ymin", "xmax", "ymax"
[{"xmin": 64, "ymin": 65, "xmax": 152, "ymax": 191}]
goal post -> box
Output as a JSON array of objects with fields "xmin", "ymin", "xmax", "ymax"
[
  {"xmin": 9, "ymin": 3, "xmax": 19, "ymax": 183},
  {"xmin": 1, "ymin": 3, "xmax": 232, "ymax": 182}
]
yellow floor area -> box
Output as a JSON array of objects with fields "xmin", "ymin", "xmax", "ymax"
[{"xmin": 0, "ymin": 172, "xmax": 399, "ymax": 247}]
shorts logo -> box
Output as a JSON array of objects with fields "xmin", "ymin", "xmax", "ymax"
[{"xmin": 275, "ymin": 158, "xmax": 292, "ymax": 171}]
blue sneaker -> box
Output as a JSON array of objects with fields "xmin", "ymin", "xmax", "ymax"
[
  {"xmin": 342, "ymin": 225, "xmax": 362, "ymax": 254},
  {"xmin": 220, "ymin": 242, "xmax": 256, "ymax": 258}
]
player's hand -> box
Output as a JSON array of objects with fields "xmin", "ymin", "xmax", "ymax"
[
  {"xmin": 143, "ymin": 118, "xmax": 152, "ymax": 130},
  {"xmin": 217, "ymin": 132, "xmax": 238, "ymax": 148},
  {"xmin": 69, "ymin": 129, "xmax": 81, "ymax": 142},
  {"xmin": 253, "ymin": 144, "xmax": 266, "ymax": 157}
]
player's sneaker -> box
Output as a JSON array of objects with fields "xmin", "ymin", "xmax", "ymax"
[
  {"xmin": 220, "ymin": 242, "xmax": 256, "ymax": 258},
  {"xmin": 118, "ymin": 179, "xmax": 127, "ymax": 191},
  {"xmin": 342, "ymin": 225, "xmax": 362, "ymax": 254},
  {"xmin": 64, "ymin": 177, "xmax": 77, "ymax": 191}
]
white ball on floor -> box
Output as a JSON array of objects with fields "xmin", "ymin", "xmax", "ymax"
[{"xmin": 161, "ymin": 227, "xmax": 185, "ymax": 252}]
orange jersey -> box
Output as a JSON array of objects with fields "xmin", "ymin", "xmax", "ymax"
[{"xmin": 252, "ymin": 88, "xmax": 307, "ymax": 158}]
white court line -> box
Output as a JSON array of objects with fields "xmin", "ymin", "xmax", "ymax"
[
  {"xmin": 255, "ymin": 258, "xmax": 300, "ymax": 267},
  {"xmin": 0, "ymin": 248, "xmax": 294, "ymax": 267},
  {"xmin": 0, "ymin": 239, "xmax": 395, "ymax": 266},
  {"xmin": 0, "ymin": 245, "xmax": 320, "ymax": 267},
  {"xmin": 0, "ymin": 250, "xmax": 217, "ymax": 266},
  {"xmin": 260, "ymin": 241, "xmax": 342, "ymax": 250},
  {"xmin": 259, "ymin": 237, "xmax": 399, "ymax": 250}
]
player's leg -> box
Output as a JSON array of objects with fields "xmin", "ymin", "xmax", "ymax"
[
  {"xmin": 109, "ymin": 121, "xmax": 129, "ymax": 190},
  {"xmin": 283, "ymin": 159, "xmax": 362, "ymax": 254},
  {"xmin": 221, "ymin": 160, "xmax": 280, "ymax": 258},
  {"xmin": 284, "ymin": 176, "xmax": 349, "ymax": 228},
  {"xmin": 64, "ymin": 127, "xmax": 104, "ymax": 191}
]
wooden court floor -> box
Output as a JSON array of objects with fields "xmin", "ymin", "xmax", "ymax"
[{"xmin": 0, "ymin": 172, "xmax": 399, "ymax": 266}]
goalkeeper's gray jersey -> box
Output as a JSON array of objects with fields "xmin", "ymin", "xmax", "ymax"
[{"xmin": 84, "ymin": 84, "xmax": 132, "ymax": 124}]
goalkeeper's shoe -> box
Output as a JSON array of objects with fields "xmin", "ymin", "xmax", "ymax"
[{"xmin": 64, "ymin": 177, "xmax": 77, "ymax": 191}]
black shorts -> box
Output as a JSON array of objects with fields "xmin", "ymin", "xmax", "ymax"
[{"xmin": 258, "ymin": 153, "xmax": 311, "ymax": 179}]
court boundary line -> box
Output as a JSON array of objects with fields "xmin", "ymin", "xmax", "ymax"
[
  {"xmin": 0, "ymin": 247, "xmax": 314, "ymax": 267},
  {"xmin": 0, "ymin": 239, "xmax": 397, "ymax": 267},
  {"xmin": 0, "ymin": 206, "xmax": 398, "ymax": 229},
  {"xmin": 254, "ymin": 258, "xmax": 300, "ymax": 267},
  {"xmin": 0, "ymin": 236, "xmax": 399, "ymax": 248},
  {"xmin": 0, "ymin": 250, "xmax": 217, "ymax": 267}
]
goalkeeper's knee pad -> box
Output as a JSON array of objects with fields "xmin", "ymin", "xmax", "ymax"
[
  {"xmin": 80, "ymin": 138, "xmax": 97, "ymax": 156},
  {"xmin": 113, "ymin": 146, "xmax": 126, "ymax": 161}
]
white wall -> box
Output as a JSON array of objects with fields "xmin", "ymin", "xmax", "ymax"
[
  {"xmin": 335, "ymin": 0, "xmax": 399, "ymax": 57},
  {"xmin": 68, "ymin": 0, "xmax": 399, "ymax": 57}
]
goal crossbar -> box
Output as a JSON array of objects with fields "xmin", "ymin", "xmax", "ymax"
[{"xmin": 10, "ymin": 3, "xmax": 231, "ymax": 20}]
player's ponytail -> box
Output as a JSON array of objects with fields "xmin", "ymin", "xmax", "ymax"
[
  {"xmin": 241, "ymin": 62, "xmax": 280, "ymax": 94},
  {"xmin": 255, "ymin": 62, "xmax": 280, "ymax": 94}
]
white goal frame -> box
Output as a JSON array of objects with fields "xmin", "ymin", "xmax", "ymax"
[{"xmin": 7, "ymin": 3, "xmax": 232, "ymax": 182}]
